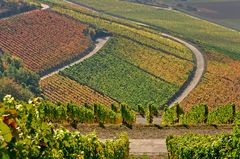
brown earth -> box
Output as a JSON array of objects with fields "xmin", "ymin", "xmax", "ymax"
[{"xmin": 64, "ymin": 124, "xmax": 233, "ymax": 139}]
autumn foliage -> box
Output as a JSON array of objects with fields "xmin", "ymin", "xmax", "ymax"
[
  {"xmin": 40, "ymin": 74, "xmax": 116, "ymax": 106},
  {"xmin": 0, "ymin": 10, "xmax": 91, "ymax": 74}
]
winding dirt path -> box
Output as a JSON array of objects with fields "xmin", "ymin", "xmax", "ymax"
[{"xmin": 40, "ymin": 37, "xmax": 110, "ymax": 80}]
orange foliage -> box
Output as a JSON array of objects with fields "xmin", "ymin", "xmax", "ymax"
[
  {"xmin": 40, "ymin": 74, "xmax": 116, "ymax": 106},
  {"xmin": 182, "ymin": 52, "xmax": 240, "ymax": 111},
  {"xmin": 0, "ymin": 10, "xmax": 91, "ymax": 74}
]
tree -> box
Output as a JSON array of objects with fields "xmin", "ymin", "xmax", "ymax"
[{"xmin": 0, "ymin": 77, "xmax": 34, "ymax": 102}]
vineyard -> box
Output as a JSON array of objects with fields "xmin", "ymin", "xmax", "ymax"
[
  {"xmin": 182, "ymin": 53, "xmax": 240, "ymax": 111},
  {"xmin": 61, "ymin": 37, "xmax": 178, "ymax": 108},
  {"xmin": 23, "ymin": 0, "xmax": 195, "ymax": 108},
  {"xmin": 51, "ymin": 0, "xmax": 193, "ymax": 61},
  {"xmin": 71, "ymin": 0, "xmax": 240, "ymax": 59},
  {"xmin": 1, "ymin": 0, "xmax": 240, "ymax": 158},
  {"xmin": 106, "ymin": 37, "xmax": 193, "ymax": 86},
  {"xmin": 0, "ymin": 9, "xmax": 91, "ymax": 75},
  {"xmin": 167, "ymin": 126, "xmax": 240, "ymax": 158},
  {"xmin": 68, "ymin": 0, "xmax": 240, "ymax": 110},
  {"xmin": 40, "ymin": 74, "xmax": 116, "ymax": 106}
]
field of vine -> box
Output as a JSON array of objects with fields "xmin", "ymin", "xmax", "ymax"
[
  {"xmin": 61, "ymin": 37, "xmax": 178, "ymax": 108},
  {"xmin": 110, "ymin": 37, "xmax": 193, "ymax": 86},
  {"xmin": 182, "ymin": 53, "xmax": 240, "ymax": 111},
  {"xmin": 23, "ymin": 0, "xmax": 195, "ymax": 108},
  {"xmin": 0, "ymin": 10, "xmax": 91, "ymax": 74},
  {"xmin": 40, "ymin": 74, "xmax": 115, "ymax": 106},
  {"xmin": 68, "ymin": 0, "xmax": 240, "ymax": 110}
]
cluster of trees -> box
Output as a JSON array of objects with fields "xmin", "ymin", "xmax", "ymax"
[
  {"xmin": 0, "ymin": 52, "xmax": 40, "ymax": 101},
  {"xmin": 0, "ymin": 0, "xmax": 36, "ymax": 19}
]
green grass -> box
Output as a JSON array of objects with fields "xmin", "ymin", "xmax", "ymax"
[
  {"xmin": 72, "ymin": 0, "xmax": 240, "ymax": 60},
  {"xmin": 61, "ymin": 38, "xmax": 178, "ymax": 108}
]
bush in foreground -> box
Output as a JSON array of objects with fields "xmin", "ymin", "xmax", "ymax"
[
  {"xmin": 166, "ymin": 125, "xmax": 240, "ymax": 159},
  {"xmin": 0, "ymin": 95, "xmax": 129, "ymax": 159},
  {"xmin": 161, "ymin": 103, "xmax": 183, "ymax": 126},
  {"xmin": 207, "ymin": 104, "xmax": 235, "ymax": 124},
  {"xmin": 179, "ymin": 104, "xmax": 208, "ymax": 125}
]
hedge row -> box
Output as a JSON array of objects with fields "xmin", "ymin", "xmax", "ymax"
[
  {"xmin": 162, "ymin": 103, "xmax": 237, "ymax": 125},
  {"xmin": 166, "ymin": 125, "xmax": 240, "ymax": 158},
  {"xmin": 39, "ymin": 101, "xmax": 122, "ymax": 125},
  {"xmin": 38, "ymin": 100, "xmax": 136, "ymax": 127},
  {"xmin": 161, "ymin": 104, "xmax": 183, "ymax": 125}
]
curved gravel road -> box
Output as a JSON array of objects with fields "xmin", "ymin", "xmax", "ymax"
[{"xmin": 161, "ymin": 33, "xmax": 205, "ymax": 106}]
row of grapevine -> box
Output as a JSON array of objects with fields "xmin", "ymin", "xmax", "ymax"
[
  {"xmin": 40, "ymin": 74, "xmax": 116, "ymax": 106},
  {"xmin": 166, "ymin": 125, "xmax": 240, "ymax": 158},
  {"xmin": 137, "ymin": 103, "xmax": 159, "ymax": 124},
  {"xmin": 162, "ymin": 103, "xmax": 237, "ymax": 126},
  {"xmin": 37, "ymin": 98, "xmax": 136, "ymax": 127},
  {"xmin": 0, "ymin": 95, "xmax": 129, "ymax": 158},
  {"xmin": 61, "ymin": 37, "xmax": 178, "ymax": 107},
  {"xmin": 102, "ymin": 37, "xmax": 193, "ymax": 86},
  {"xmin": 0, "ymin": 10, "xmax": 91, "ymax": 74},
  {"xmin": 39, "ymin": 101, "xmax": 122, "ymax": 126}
]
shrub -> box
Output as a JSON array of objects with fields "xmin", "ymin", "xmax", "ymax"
[
  {"xmin": 207, "ymin": 104, "xmax": 235, "ymax": 124},
  {"xmin": 166, "ymin": 125, "xmax": 240, "ymax": 159},
  {"xmin": 120, "ymin": 103, "xmax": 136, "ymax": 128},
  {"xmin": 137, "ymin": 104, "xmax": 145, "ymax": 117},
  {"xmin": 0, "ymin": 96, "xmax": 129, "ymax": 159},
  {"xmin": 161, "ymin": 103, "xmax": 183, "ymax": 126},
  {"xmin": 235, "ymin": 112, "xmax": 240, "ymax": 124},
  {"xmin": 179, "ymin": 104, "xmax": 208, "ymax": 125},
  {"xmin": 146, "ymin": 103, "xmax": 159, "ymax": 124}
]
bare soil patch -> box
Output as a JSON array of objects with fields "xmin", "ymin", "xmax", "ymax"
[{"xmin": 64, "ymin": 124, "xmax": 232, "ymax": 139}]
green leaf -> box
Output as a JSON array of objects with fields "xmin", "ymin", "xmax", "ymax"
[{"xmin": 0, "ymin": 120, "xmax": 12, "ymax": 143}]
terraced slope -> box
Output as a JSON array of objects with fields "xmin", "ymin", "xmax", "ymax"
[{"xmin": 0, "ymin": 9, "xmax": 91, "ymax": 75}]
